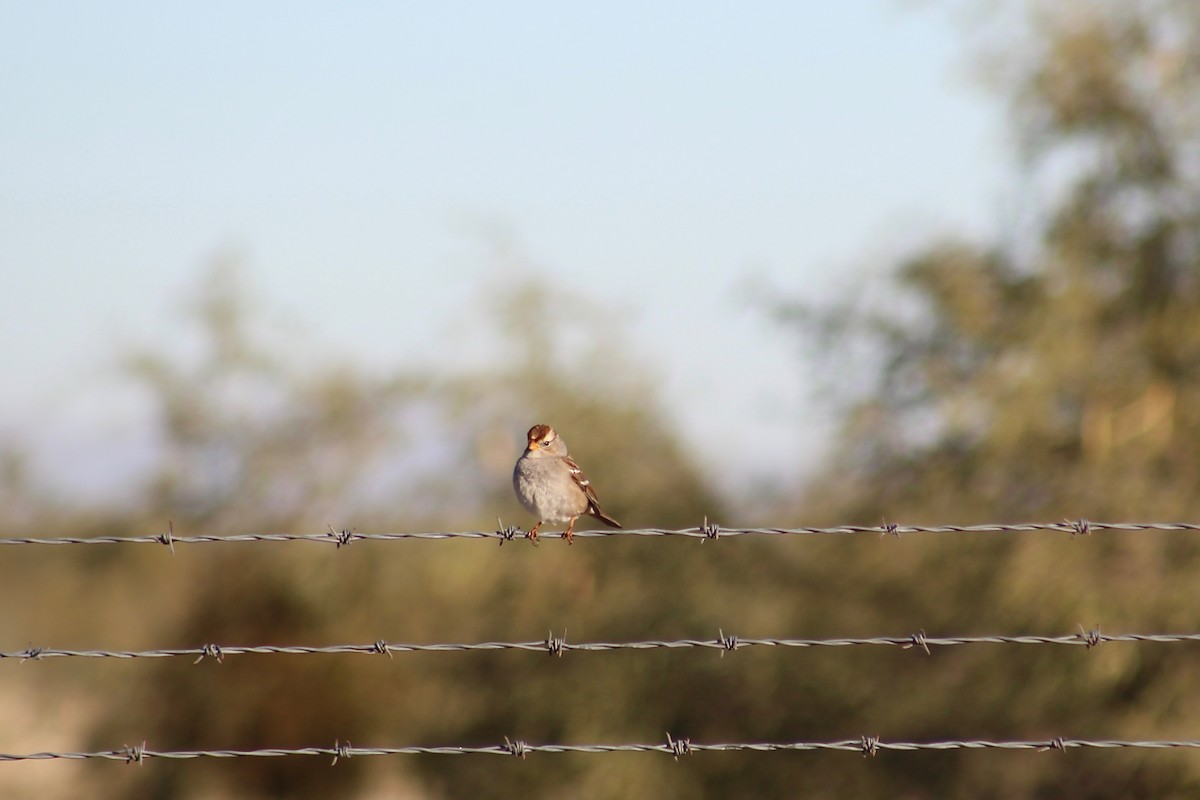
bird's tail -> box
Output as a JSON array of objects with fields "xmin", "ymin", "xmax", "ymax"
[{"xmin": 590, "ymin": 507, "xmax": 622, "ymax": 529}]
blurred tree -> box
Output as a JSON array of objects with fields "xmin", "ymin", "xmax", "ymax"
[
  {"xmin": 78, "ymin": 263, "xmax": 738, "ymax": 799},
  {"xmin": 767, "ymin": 1, "xmax": 1200, "ymax": 796},
  {"xmin": 788, "ymin": 1, "xmax": 1200, "ymax": 524}
]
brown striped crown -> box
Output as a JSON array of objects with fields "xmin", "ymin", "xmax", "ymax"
[{"xmin": 526, "ymin": 424, "xmax": 557, "ymax": 445}]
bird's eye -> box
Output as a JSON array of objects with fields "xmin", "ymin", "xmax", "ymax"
[{"xmin": 541, "ymin": 440, "xmax": 552, "ymax": 447}]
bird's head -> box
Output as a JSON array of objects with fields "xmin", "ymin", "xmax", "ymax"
[{"xmin": 524, "ymin": 424, "xmax": 567, "ymax": 457}]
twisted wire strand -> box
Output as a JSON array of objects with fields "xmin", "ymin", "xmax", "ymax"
[
  {"xmin": 1, "ymin": 520, "xmax": 1197, "ymax": 547},
  {"xmin": 4, "ymin": 629, "xmax": 1198, "ymax": 663},
  {"xmin": 4, "ymin": 737, "xmax": 1200, "ymax": 763}
]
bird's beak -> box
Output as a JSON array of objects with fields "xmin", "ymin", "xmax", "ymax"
[{"xmin": 527, "ymin": 441, "xmax": 540, "ymax": 451}]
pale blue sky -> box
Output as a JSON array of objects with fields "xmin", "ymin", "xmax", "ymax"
[{"xmin": 0, "ymin": 2, "xmax": 1006, "ymax": 502}]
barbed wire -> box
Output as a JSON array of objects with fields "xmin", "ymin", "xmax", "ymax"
[
  {"xmin": 7, "ymin": 526, "xmax": 1197, "ymax": 780},
  {"xmin": 1, "ymin": 518, "xmax": 1197, "ymax": 549},
  {"xmin": 5, "ymin": 735, "xmax": 1200, "ymax": 764},
  {"xmin": 4, "ymin": 626, "xmax": 1196, "ymax": 663}
]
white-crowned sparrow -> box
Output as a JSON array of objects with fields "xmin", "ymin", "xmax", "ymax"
[{"xmin": 513, "ymin": 423, "xmax": 621, "ymax": 544}]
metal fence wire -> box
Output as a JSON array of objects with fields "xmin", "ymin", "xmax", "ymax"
[
  {"xmin": 6, "ymin": 736, "xmax": 1200, "ymax": 764},
  {"xmin": 4, "ymin": 627, "xmax": 1200, "ymax": 663},
  {"xmin": 4, "ymin": 519, "xmax": 1200, "ymax": 768},
  {"xmin": 0, "ymin": 518, "xmax": 1196, "ymax": 549}
]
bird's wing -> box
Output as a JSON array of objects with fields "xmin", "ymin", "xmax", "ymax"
[
  {"xmin": 563, "ymin": 455, "xmax": 602, "ymax": 508},
  {"xmin": 564, "ymin": 456, "xmax": 621, "ymax": 528}
]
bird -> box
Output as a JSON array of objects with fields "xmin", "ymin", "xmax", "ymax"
[{"xmin": 512, "ymin": 423, "xmax": 621, "ymax": 544}]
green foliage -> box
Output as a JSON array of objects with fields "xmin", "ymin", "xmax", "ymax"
[
  {"xmin": 768, "ymin": 1, "xmax": 1200, "ymax": 796},
  {"xmin": 52, "ymin": 264, "xmax": 736, "ymax": 799},
  {"xmin": 793, "ymin": 1, "xmax": 1200, "ymax": 522}
]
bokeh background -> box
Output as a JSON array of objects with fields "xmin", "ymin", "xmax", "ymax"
[{"xmin": 3, "ymin": 1, "xmax": 1200, "ymax": 797}]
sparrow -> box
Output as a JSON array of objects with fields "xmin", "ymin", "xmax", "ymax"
[{"xmin": 512, "ymin": 424, "xmax": 621, "ymax": 544}]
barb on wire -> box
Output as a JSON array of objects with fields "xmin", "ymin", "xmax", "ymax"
[
  {"xmin": 123, "ymin": 742, "xmax": 146, "ymax": 765},
  {"xmin": 4, "ymin": 736, "xmax": 1200, "ymax": 763},
  {"xmin": 504, "ymin": 736, "xmax": 529, "ymax": 759},
  {"xmin": 6, "ymin": 629, "xmax": 1200, "ymax": 664},
  {"xmin": 495, "ymin": 518, "xmax": 521, "ymax": 546},
  {"xmin": 4, "ymin": 520, "xmax": 1200, "ymax": 548},
  {"xmin": 158, "ymin": 521, "xmax": 175, "ymax": 554},
  {"xmin": 326, "ymin": 525, "xmax": 356, "ymax": 549},
  {"xmin": 904, "ymin": 630, "xmax": 931, "ymax": 656},
  {"xmin": 1079, "ymin": 624, "xmax": 1103, "ymax": 649},
  {"xmin": 666, "ymin": 733, "xmax": 692, "ymax": 760},
  {"xmin": 193, "ymin": 644, "xmax": 223, "ymax": 664}
]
